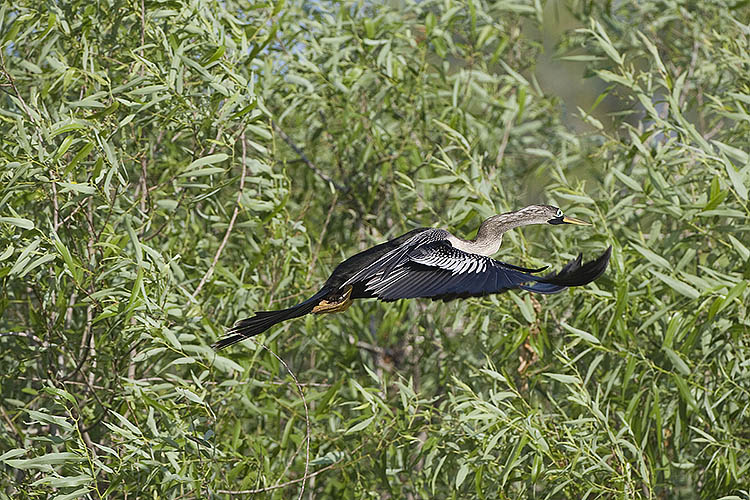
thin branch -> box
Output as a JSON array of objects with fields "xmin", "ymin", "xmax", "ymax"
[
  {"xmin": 0, "ymin": 331, "xmax": 48, "ymax": 347},
  {"xmin": 216, "ymin": 443, "xmax": 370, "ymax": 497},
  {"xmin": 495, "ymin": 112, "xmax": 513, "ymax": 167},
  {"xmin": 216, "ymin": 461, "xmax": 337, "ymax": 496},
  {"xmin": 248, "ymin": 343, "xmax": 311, "ymax": 499},
  {"xmin": 306, "ymin": 191, "xmax": 338, "ymax": 282},
  {"xmin": 138, "ymin": 154, "xmax": 150, "ymax": 216},
  {"xmin": 51, "ymin": 172, "xmax": 61, "ymax": 231},
  {"xmin": 191, "ymin": 133, "xmax": 248, "ymax": 299},
  {"xmin": 0, "ymin": 51, "xmax": 36, "ymax": 123},
  {"xmin": 271, "ymin": 119, "xmax": 346, "ymax": 192},
  {"xmin": 143, "ymin": 191, "xmax": 186, "ymax": 242}
]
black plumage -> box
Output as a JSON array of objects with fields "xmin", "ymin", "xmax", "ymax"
[{"xmin": 214, "ymin": 205, "xmax": 611, "ymax": 349}]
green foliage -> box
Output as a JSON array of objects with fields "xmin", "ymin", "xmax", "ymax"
[{"xmin": 1, "ymin": 0, "xmax": 749, "ymax": 498}]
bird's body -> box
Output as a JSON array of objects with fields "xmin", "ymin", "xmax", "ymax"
[{"xmin": 214, "ymin": 205, "xmax": 611, "ymax": 349}]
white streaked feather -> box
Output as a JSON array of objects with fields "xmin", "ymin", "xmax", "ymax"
[
  {"xmin": 412, "ymin": 249, "xmax": 489, "ymax": 276},
  {"xmin": 343, "ymin": 228, "xmax": 451, "ymax": 287},
  {"xmin": 366, "ymin": 269, "xmax": 408, "ymax": 292},
  {"xmin": 453, "ymin": 260, "xmax": 469, "ymax": 275}
]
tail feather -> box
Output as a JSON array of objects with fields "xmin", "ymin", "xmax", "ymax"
[
  {"xmin": 213, "ymin": 289, "xmax": 329, "ymax": 350},
  {"xmin": 521, "ymin": 246, "xmax": 611, "ymax": 294}
]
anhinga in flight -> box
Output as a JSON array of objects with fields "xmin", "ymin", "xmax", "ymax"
[{"xmin": 214, "ymin": 205, "xmax": 611, "ymax": 349}]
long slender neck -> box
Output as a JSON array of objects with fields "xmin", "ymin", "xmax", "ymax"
[
  {"xmin": 447, "ymin": 212, "xmax": 536, "ymax": 257},
  {"xmin": 474, "ymin": 213, "xmax": 531, "ymax": 241}
]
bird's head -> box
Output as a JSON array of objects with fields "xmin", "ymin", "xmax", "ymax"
[
  {"xmin": 533, "ymin": 205, "xmax": 591, "ymax": 226},
  {"xmin": 500, "ymin": 205, "xmax": 591, "ymax": 226}
]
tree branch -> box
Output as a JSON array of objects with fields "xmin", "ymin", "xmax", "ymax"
[{"xmin": 191, "ymin": 133, "xmax": 248, "ymax": 299}]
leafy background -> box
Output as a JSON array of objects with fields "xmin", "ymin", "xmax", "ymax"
[{"xmin": 1, "ymin": 0, "xmax": 749, "ymax": 498}]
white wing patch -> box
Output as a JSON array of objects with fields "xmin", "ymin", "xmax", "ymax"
[
  {"xmin": 362, "ymin": 240, "xmax": 491, "ymax": 297},
  {"xmin": 410, "ymin": 248, "xmax": 487, "ymax": 275}
]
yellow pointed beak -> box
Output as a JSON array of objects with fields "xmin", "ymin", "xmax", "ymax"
[{"xmin": 562, "ymin": 216, "xmax": 591, "ymax": 226}]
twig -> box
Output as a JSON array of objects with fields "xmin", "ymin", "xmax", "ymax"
[
  {"xmin": 0, "ymin": 405, "xmax": 21, "ymax": 443},
  {"xmin": 271, "ymin": 119, "xmax": 346, "ymax": 192},
  {"xmin": 144, "ymin": 192, "xmax": 186, "ymax": 242},
  {"xmin": 216, "ymin": 443, "xmax": 368, "ymax": 497},
  {"xmin": 138, "ymin": 155, "xmax": 150, "ymax": 215},
  {"xmin": 0, "ymin": 331, "xmax": 48, "ymax": 347},
  {"xmin": 254, "ymin": 344, "xmax": 315, "ymax": 500},
  {"xmin": 274, "ymin": 429, "xmax": 308, "ymax": 489},
  {"xmin": 306, "ymin": 191, "xmax": 338, "ymax": 282},
  {"xmin": 0, "ymin": 51, "xmax": 36, "ymax": 123},
  {"xmin": 191, "ymin": 133, "xmax": 248, "ymax": 299},
  {"xmin": 495, "ymin": 112, "xmax": 513, "ymax": 167},
  {"xmin": 51, "ymin": 171, "xmax": 60, "ymax": 231},
  {"xmin": 62, "ymin": 298, "xmax": 95, "ymax": 383},
  {"xmin": 216, "ymin": 460, "xmax": 337, "ymax": 496},
  {"xmin": 207, "ymin": 127, "xmax": 223, "ymax": 155},
  {"xmin": 139, "ymin": 0, "xmax": 146, "ymax": 77}
]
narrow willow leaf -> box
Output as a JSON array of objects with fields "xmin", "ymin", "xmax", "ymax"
[
  {"xmin": 51, "ymin": 486, "xmax": 91, "ymax": 500},
  {"xmin": 125, "ymin": 215, "xmax": 143, "ymax": 267},
  {"xmin": 68, "ymin": 96, "xmax": 106, "ymax": 108},
  {"xmin": 713, "ymin": 140, "xmax": 749, "ymax": 164},
  {"xmin": 10, "ymin": 239, "xmax": 41, "ymax": 275},
  {"xmin": 129, "ymin": 84, "xmax": 168, "ymax": 95},
  {"xmin": 544, "ymin": 373, "xmax": 579, "ymax": 385},
  {"xmin": 664, "ymin": 347, "xmax": 690, "ymax": 375},
  {"xmin": 0, "ymin": 245, "xmax": 13, "ymax": 261},
  {"xmin": 110, "ymin": 411, "xmax": 142, "ymax": 436},
  {"xmin": 718, "ymin": 281, "xmax": 747, "ymax": 314},
  {"xmin": 32, "ymin": 474, "xmax": 92, "ymax": 488},
  {"xmin": 53, "ymin": 135, "xmax": 75, "ymax": 161},
  {"xmin": 286, "ymin": 73, "xmax": 314, "ymax": 92},
  {"xmin": 212, "ymin": 355, "xmax": 245, "ymax": 374},
  {"xmin": 178, "ymin": 167, "xmax": 225, "ymax": 177},
  {"xmin": 723, "ymin": 158, "xmax": 748, "ymax": 200},
  {"xmin": 345, "ymin": 414, "xmax": 375, "ymax": 434},
  {"xmin": 455, "ymin": 462, "xmax": 471, "ymax": 489},
  {"xmin": 50, "ymin": 121, "xmax": 86, "ymax": 137},
  {"xmin": 0, "ymin": 217, "xmax": 34, "ymax": 229},
  {"xmin": 727, "ymin": 235, "xmax": 750, "ymax": 260},
  {"xmin": 508, "ymin": 292, "xmax": 535, "ymax": 323},
  {"xmin": 5, "ymin": 452, "xmax": 83, "ymax": 469},
  {"xmin": 418, "ymin": 175, "xmax": 458, "ymax": 185},
  {"xmin": 58, "ymin": 182, "xmax": 96, "ymax": 194},
  {"xmin": 650, "ymin": 270, "xmax": 700, "ymax": 299},
  {"xmin": 186, "ymin": 153, "xmax": 229, "ymax": 171},
  {"xmin": 18, "ymin": 254, "xmax": 56, "ymax": 278},
  {"xmin": 561, "ymin": 322, "xmax": 600, "ymax": 344},
  {"xmin": 175, "ymin": 387, "xmax": 204, "ymax": 405},
  {"xmin": 0, "ymin": 449, "xmax": 28, "ymax": 462},
  {"xmin": 66, "ymin": 142, "xmax": 94, "ymax": 174},
  {"xmin": 630, "ymin": 243, "xmax": 670, "ymax": 269},
  {"xmin": 612, "ymin": 169, "xmax": 643, "ymax": 192}
]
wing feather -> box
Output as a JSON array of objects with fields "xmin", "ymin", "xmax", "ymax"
[
  {"xmin": 368, "ymin": 242, "xmax": 531, "ymax": 300},
  {"xmin": 343, "ymin": 229, "xmax": 450, "ymax": 287},
  {"xmin": 365, "ymin": 242, "xmax": 610, "ymax": 302}
]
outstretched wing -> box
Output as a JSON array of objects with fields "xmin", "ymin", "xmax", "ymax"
[
  {"xmin": 341, "ymin": 228, "xmax": 451, "ymax": 287},
  {"xmin": 363, "ymin": 242, "xmax": 610, "ymax": 302}
]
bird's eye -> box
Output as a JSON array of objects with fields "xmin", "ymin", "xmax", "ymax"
[{"xmin": 556, "ymin": 209, "xmax": 563, "ymax": 218}]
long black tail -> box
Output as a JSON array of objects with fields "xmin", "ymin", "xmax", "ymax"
[
  {"xmin": 521, "ymin": 246, "xmax": 611, "ymax": 294},
  {"xmin": 213, "ymin": 289, "xmax": 330, "ymax": 350}
]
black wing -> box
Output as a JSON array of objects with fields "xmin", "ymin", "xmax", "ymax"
[
  {"xmin": 363, "ymin": 242, "xmax": 611, "ymax": 302},
  {"xmin": 341, "ymin": 228, "xmax": 451, "ymax": 288}
]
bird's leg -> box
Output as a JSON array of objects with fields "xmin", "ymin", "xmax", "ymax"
[{"xmin": 312, "ymin": 285, "xmax": 353, "ymax": 314}]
